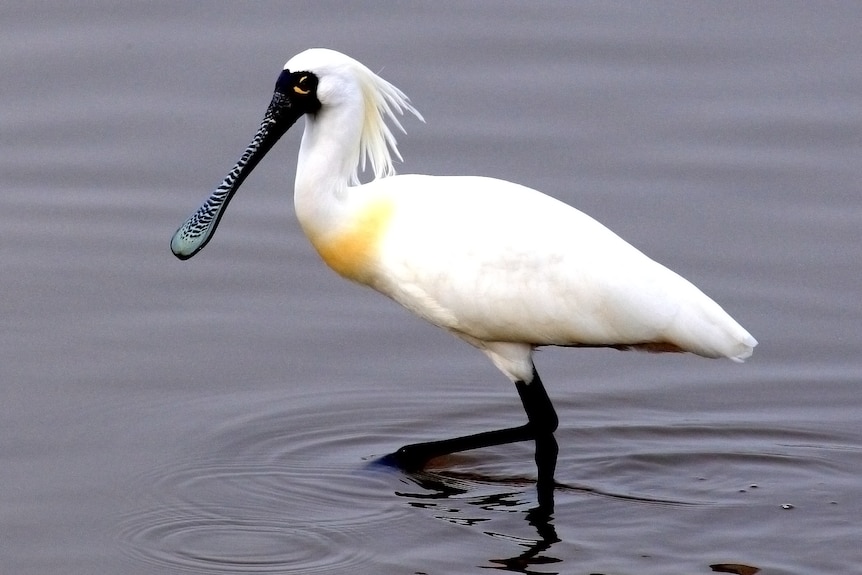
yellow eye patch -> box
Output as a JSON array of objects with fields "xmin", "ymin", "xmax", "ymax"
[{"xmin": 293, "ymin": 75, "xmax": 310, "ymax": 95}]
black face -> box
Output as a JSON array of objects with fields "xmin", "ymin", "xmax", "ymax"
[
  {"xmin": 275, "ymin": 70, "xmax": 321, "ymax": 115},
  {"xmin": 170, "ymin": 69, "xmax": 322, "ymax": 260}
]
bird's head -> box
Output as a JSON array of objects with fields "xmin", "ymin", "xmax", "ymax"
[{"xmin": 170, "ymin": 49, "xmax": 421, "ymax": 260}]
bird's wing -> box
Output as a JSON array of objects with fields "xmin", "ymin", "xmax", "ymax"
[{"xmin": 368, "ymin": 175, "xmax": 701, "ymax": 347}]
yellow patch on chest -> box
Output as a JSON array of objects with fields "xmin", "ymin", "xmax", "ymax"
[{"xmin": 312, "ymin": 198, "xmax": 394, "ymax": 284}]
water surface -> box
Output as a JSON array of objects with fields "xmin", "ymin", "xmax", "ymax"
[{"xmin": 2, "ymin": 3, "xmax": 861, "ymax": 574}]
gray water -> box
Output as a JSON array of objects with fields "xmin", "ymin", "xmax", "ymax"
[{"xmin": 3, "ymin": 3, "xmax": 861, "ymax": 574}]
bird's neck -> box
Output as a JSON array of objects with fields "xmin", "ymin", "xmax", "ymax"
[{"xmin": 293, "ymin": 103, "xmax": 363, "ymax": 235}]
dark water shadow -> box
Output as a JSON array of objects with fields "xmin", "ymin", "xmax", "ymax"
[
  {"xmin": 370, "ymin": 432, "xmax": 702, "ymax": 574},
  {"xmin": 115, "ymin": 386, "xmax": 855, "ymax": 574},
  {"xmin": 394, "ymin": 470, "xmax": 562, "ymax": 574}
]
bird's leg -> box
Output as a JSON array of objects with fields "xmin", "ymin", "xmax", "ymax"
[
  {"xmin": 518, "ymin": 368, "xmax": 559, "ymax": 511},
  {"xmin": 391, "ymin": 366, "xmax": 559, "ymax": 472},
  {"xmin": 515, "ymin": 367, "xmax": 558, "ymax": 435},
  {"xmin": 534, "ymin": 433, "xmax": 558, "ymax": 513},
  {"xmin": 392, "ymin": 425, "xmax": 535, "ymax": 470}
]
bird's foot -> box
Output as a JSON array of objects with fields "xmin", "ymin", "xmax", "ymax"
[{"xmin": 376, "ymin": 443, "xmax": 434, "ymax": 472}]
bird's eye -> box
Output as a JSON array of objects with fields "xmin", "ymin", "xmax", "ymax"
[{"xmin": 293, "ymin": 75, "xmax": 311, "ymax": 96}]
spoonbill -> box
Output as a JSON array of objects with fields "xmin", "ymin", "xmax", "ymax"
[{"xmin": 171, "ymin": 48, "xmax": 757, "ymax": 477}]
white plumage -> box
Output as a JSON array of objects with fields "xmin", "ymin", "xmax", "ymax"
[
  {"xmin": 171, "ymin": 48, "xmax": 756, "ymax": 469},
  {"xmin": 315, "ymin": 173, "xmax": 754, "ymax": 384},
  {"xmin": 279, "ymin": 49, "xmax": 755, "ymax": 382}
]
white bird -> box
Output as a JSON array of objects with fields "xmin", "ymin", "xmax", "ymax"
[{"xmin": 171, "ymin": 48, "xmax": 757, "ymax": 476}]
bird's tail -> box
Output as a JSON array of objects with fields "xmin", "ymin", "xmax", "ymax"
[{"xmin": 676, "ymin": 297, "xmax": 758, "ymax": 362}]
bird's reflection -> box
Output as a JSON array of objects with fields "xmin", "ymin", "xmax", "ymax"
[
  {"xmin": 486, "ymin": 502, "xmax": 561, "ymax": 573},
  {"xmin": 394, "ymin": 434, "xmax": 562, "ymax": 574}
]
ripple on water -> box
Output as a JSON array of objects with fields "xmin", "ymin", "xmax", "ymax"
[
  {"xmin": 119, "ymin": 506, "xmax": 373, "ymax": 573},
  {"xmin": 116, "ymin": 389, "xmax": 425, "ymax": 573},
  {"xmin": 115, "ymin": 385, "xmax": 862, "ymax": 573},
  {"xmin": 566, "ymin": 420, "xmax": 857, "ymax": 504}
]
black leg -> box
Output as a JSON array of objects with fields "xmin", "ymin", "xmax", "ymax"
[
  {"xmin": 515, "ymin": 367, "xmax": 558, "ymax": 434},
  {"xmin": 534, "ymin": 433, "xmax": 558, "ymax": 513},
  {"xmin": 521, "ymin": 367, "xmax": 558, "ymax": 512},
  {"xmin": 390, "ymin": 366, "xmax": 559, "ymax": 472}
]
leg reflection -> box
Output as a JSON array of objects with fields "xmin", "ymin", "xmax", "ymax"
[
  {"xmin": 391, "ymin": 435, "xmax": 562, "ymax": 574},
  {"xmin": 488, "ymin": 436, "xmax": 561, "ymax": 573},
  {"xmin": 533, "ymin": 432, "xmax": 558, "ymax": 516},
  {"xmin": 488, "ymin": 433, "xmax": 560, "ymax": 573}
]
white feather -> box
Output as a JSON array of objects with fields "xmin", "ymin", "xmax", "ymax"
[
  {"xmin": 285, "ymin": 48, "xmax": 423, "ymax": 186},
  {"xmin": 282, "ymin": 49, "xmax": 756, "ymax": 384},
  {"xmin": 363, "ymin": 175, "xmax": 756, "ymax": 379}
]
